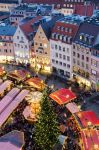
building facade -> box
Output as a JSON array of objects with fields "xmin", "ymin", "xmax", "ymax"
[
  {"xmin": 0, "ymin": 25, "xmax": 16, "ymax": 63},
  {"xmin": 0, "ymin": 0, "xmax": 21, "ymax": 12},
  {"xmin": 72, "ymin": 18, "xmax": 99, "ymax": 88},
  {"xmin": 50, "ymin": 15, "xmax": 84, "ymax": 79},
  {"xmin": 34, "ymin": 16, "xmax": 63, "ymax": 73},
  {"xmin": 13, "ymin": 16, "xmax": 42, "ymax": 64},
  {"xmin": 91, "ymin": 45, "xmax": 99, "ymax": 91}
]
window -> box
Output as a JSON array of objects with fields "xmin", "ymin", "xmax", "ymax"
[
  {"xmin": 67, "ymin": 48, "xmax": 69, "ymax": 53},
  {"xmin": 67, "ymin": 64, "xmax": 70, "ymax": 68},
  {"xmin": 17, "ymin": 36, "xmax": 19, "ymax": 39},
  {"xmin": 82, "ymin": 62, "xmax": 84, "ymax": 67},
  {"xmin": 59, "ymin": 54, "xmax": 62, "ymax": 58},
  {"xmin": 77, "ymin": 60, "xmax": 80, "ymax": 65},
  {"xmin": 63, "ymin": 47, "xmax": 65, "ymax": 52},
  {"xmin": 63, "ymin": 55, "xmax": 66, "ymax": 60},
  {"xmin": 55, "ymin": 45, "xmax": 57, "ymax": 49},
  {"xmin": 52, "ymin": 59, "xmax": 55, "ymax": 63},
  {"xmin": 59, "ymin": 46, "xmax": 61, "ymax": 50},
  {"xmin": 67, "ymin": 56, "xmax": 70, "ymax": 61},
  {"xmin": 45, "ymin": 52, "xmax": 47, "ymax": 54},
  {"xmin": 40, "ymin": 43, "xmax": 42, "ymax": 46},
  {"xmin": 82, "ymin": 55, "xmax": 84, "ymax": 60},
  {"xmin": 86, "ymin": 57, "xmax": 89, "ymax": 62},
  {"xmin": 73, "ymin": 44, "xmax": 75, "ymax": 49},
  {"xmin": 5, "ymin": 49, "xmax": 7, "ymax": 53},
  {"xmin": 60, "ymin": 62, "xmax": 62, "ymax": 65},
  {"xmin": 10, "ymin": 50, "xmax": 11, "ymax": 53},
  {"xmin": 63, "ymin": 63, "xmax": 66, "ymax": 67},
  {"xmin": 77, "ymin": 53, "xmax": 80, "ymax": 58},
  {"xmin": 56, "ymin": 53, "xmax": 58, "ymax": 57},
  {"xmin": 73, "ymin": 51, "xmax": 76, "ymax": 56}
]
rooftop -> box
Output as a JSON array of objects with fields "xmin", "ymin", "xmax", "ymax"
[
  {"xmin": 0, "ymin": 0, "xmax": 19, "ymax": 4},
  {"xmin": 0, "ymin": 25, "xmax": 16, "ymax": 36},
  {"xmin": 59, "ymin": 15, "xmax": 86, "ymax": 25}
]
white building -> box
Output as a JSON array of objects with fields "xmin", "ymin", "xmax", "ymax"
[
  {"xmin": 0, "ymin": 25, "xmax": 16, "ymax": 63},
  {"xmin": 13, "ymin": 16, "xmax": 42, "ymax": 64},
  {"xmin": 0, "ymin": 0, "xmax": 21, "ymax": 12},
  {"xmin": 50, "ymin": 15, "xmax": 83, "ymax": 79}
]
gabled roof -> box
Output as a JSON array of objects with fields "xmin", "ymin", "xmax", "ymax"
[
  {"xmin": 20, "ymin": 16, "xmax": 42, "ymax": 40},
  {"xmin": 41, "ymin": 15, "xmax": 63, "ymax": 39},
  {"xmin": 73, "ymin": 22, "xmax": 99, "ymax": 47}
]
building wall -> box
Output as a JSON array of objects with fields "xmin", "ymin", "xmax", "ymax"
[
  {"xmin": 59, "ymin": 8, "xmax": 74, "ymax": 15},
  {"xmin": 0, "ymin": 36, "xmax": 14, "ymax": 62},
  {"xmin": 34, "ymin": 25, "xmax": 51, "ymax": 70},
  {"xmin": 91, "ymin": 50, "xmax": 99, "ymax": 89},
  {"xmin": 72, "ymin": 43, "xmax": 91, "ymax": 86},
  {"xmin": 13, "ymin": 26, "xmax": 30, "ymax": 64},
  {"xmin": 0, "ymin": 3, "xmax": 17, "ymax": 12},
  {"xmin": 50, "ymin": 39, "xmax": 72, "ymax": 79}
]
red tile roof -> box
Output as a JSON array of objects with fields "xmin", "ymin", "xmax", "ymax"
[
  {"xmin": 22, "ymin": 0, "xmax": 84, "ymax": 8},
  {"xmin": 20, "ymin": 16, "xmax": 42, "ymax": 38},
  {"xmin": 74, "ymin": 4, "xmax": 94, "ymax": 17},
  {"xmin": 51, "ymin": 21, "xmax": 79, "ymax": 44}
]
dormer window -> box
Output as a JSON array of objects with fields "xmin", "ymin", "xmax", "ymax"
[
  {"xmin": 57, "ymin": 26, "xmax": 60, "ymax": 30},
  {"xmin": 61, "ymin": 27, "xmax": 64, "ymax": 31},
  {"xmin": 65, "ymin": 28, "xmax": 68, "ymax": 32}
]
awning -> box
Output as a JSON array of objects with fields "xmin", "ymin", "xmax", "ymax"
[
  {"xmin": 49, "ymin": 88, "xmax": 76, "ymax": 105},
  {"xmin": 81, "ymin": 129, "xmax": 99, "ymax": 150},
  {"xmin": 66, "ymin": 102, "xmax": 80, "ymax": 114},
  {"xmin": 75, "ymin": 110, "xmax": 99, "ymax": 128}
]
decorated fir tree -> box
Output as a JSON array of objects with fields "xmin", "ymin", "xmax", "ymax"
[{"xmin": 34, "ymin": 88, "xmax": 59, "ymax": 150}]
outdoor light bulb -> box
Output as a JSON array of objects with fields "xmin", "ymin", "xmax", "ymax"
[
  {"xmin": 88, "ymin": 121, "xmax": 92, "ymax": 126},
  {"xmin": 94, "ymin": 144, "xmax": 98, "ymax": 149}
]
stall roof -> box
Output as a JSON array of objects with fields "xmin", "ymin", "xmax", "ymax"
[
  {"xmin": 81, "ymin": 129, "xmax": 99, "ymax": 150},
  {"xmin": 8, "ymin": 69, "xmax": 30, "ymax": 81},
  {"xmin": 0, "ymin": 130, "xmax": 24, "ymax": 150},
  {"xmin": 0, "ymin": 88, "xmax": 20, "ymax": 114},
  {"xmin": 66, "ymin": 102, "xmax": 80, "ymax": 114},
  {"xmin": 75, "ymin": 111, "xmax": 99, "ymax": 128},
  {"xmin": 49, "ymin": 88, "xmax": 76, "ymax": 105},
  {"xmin": 25, "ymin": 77, "xmax": 45, "ymax": 90},
  {"xmin": 0, "ymin": 80, "xmax": 12, "ymax": 95},
  {"xmin": 0, "ymin": 89, "xmax": 29, "ymax": 127}
]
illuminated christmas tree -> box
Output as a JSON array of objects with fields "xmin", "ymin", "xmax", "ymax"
[{"xmin": 34, "ymin": 88, "xmax": 59, "ymax": 150}]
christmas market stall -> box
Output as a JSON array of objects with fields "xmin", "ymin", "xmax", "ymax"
[
  {"xmin": 0, "ymin": 89, "xmax": 29, "ymax": 127},
  {"xmin": 0, "ymin": 130, "xmax": 24, "ymax": 150},
  {"xmin": 0, "ymin": 66, "xmax": 6, "ymax": 76},
  {"xmin": 23, "ymin": 91, "xmax": 42, "ymax": 122},
  {"xmin": 0, "ymin": 80, "xmax": 12, "ymax": 97},
  {"xmin": 25, "ymin": 77, "xmax": 46, "ymax": 91},
  {"xmin": 66, "ymin": 102, "xmax": 80, "ymax": 114},
  {"xmin": 7, "ymin": 69, "xmax": 31, "ymax": 83},
  {"xmin": 67, "ymin": 110, "xmax": 99, "ymax": 136},
  {"xmin": 49, "ymin": 88, "xmax": 76, "ymax": 105},
  {"xmin": 80, "ymin": 129, "xmax": 99, "ymax": 150}
]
